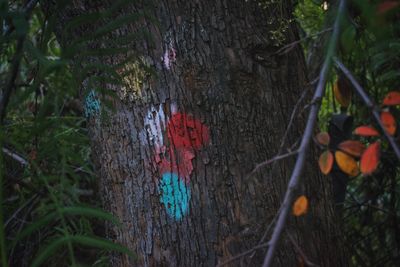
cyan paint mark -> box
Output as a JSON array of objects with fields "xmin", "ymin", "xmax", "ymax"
[
  {"xmin": 159, "ymin": 172, "xmax": 190, "ymax": 220},
  {"xmin": 84, "ymin": 90, "xmax": 101, "ymax": 118}
]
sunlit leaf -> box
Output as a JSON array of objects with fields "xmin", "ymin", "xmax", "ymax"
[
  {"xmin": 319, "ymin": 150, "xmax": 334, "ymax": 175},
  {"xmin": 335, "ymin": 151, "xmax": 360, "ymax": 177},
  {"xmin": 382, "ymin": 91, "xmax": 400, "ymax": 106},
  {"xmin": 293, "ymin": 195, "xmax": 308, "ymax": 216},
  {"xmin": 360, "ymin": 142, "xmax": 380, "ymax": 175},
  {"xmin": 354, "ymin": 126, "xmax": 380, "ymax": 137},
  {"xmin": 381, "ymin": 111, "xmax": 396, "ymax": 135},
  {"xmin": 338, "ymin": 140, "xmax": 366, "ymax": 157},
  {"xmin": 333, "ymin": 76, "xmax": 352, "ymax": 108},
  {"xmin": 316, "ymin": 132, "xmax": 330, "ymax": 146}
]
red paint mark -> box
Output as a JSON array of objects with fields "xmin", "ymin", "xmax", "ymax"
[
  {"xmin": 167, "ymin": 113, "xmax": 210, "ymax": 150},
  {"xmin": 151, "ymin": 112, "xmax": 210, "ymax": 183},
  {"xmin": 158, "ymin": 148, "xmax": 194, "ymax": 183}
]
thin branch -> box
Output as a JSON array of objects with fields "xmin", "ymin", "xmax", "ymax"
[
  {"xmin": 261, "ymin": 1, "xmax": 347, "ymax": 266},
  {"xmin": 5, "ymin": 194, "xmax": 38, "ymax": 227},
  {"xmin": 275, "ymin": 27, "xmax": 333, "ymax": 56},
  {"xmin": 286, "ymin": 231, "xmax": 320, "ymax": 267},
  {"xmin": 248, "ymin": 205, "xmax": 281, "ymax": 261},
  {"xmin": 334, "ymin": 58, "xmax": 400, "ymax": 160},
  {"xmin": 216, "ymin": 242, "xmax": 270, "ymax": 267},
  {"xmin": 276, "ymin": 86, "xmax": 312, "ymax": 157},
  {"xmin": 245, "ymin": 150, "xmax": 299, "ymax": 181},
  {"xmin": 246, "ymin": 80, "xmax": 314, "ymax": 182},
  {"xmin": 2, "ymin": 148, "xmax": 28, "ymax": 166}
]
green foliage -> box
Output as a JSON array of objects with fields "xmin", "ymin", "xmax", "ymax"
[
  {"xmin": 0, "ymin": 0, "xmax": 148, "ymax": 265},
  {"xmin": 294, "ymin": 0, "xmax": 325, "ymax": 36}
]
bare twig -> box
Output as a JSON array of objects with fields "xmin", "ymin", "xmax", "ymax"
[
  {"xmin": 2, "ymin": 148, "xmax": 28, "ymax": 166},
  {"xmin": 246, "ymin": 83, "xmax": 312, "ymax": 182},
  {"xmin": 286, "ymin": 231, "xmax": 320, "ymax": 267},
  {"xmin": 277, "ymin": 87, "xmax": 312, "ymax": 156},
  {"xmin": 261, "ymin": 1, "xmax": 347, "ymax": 266},
  {"xmin": 334, "ymin": 58, "xmax": 400, "ymax": 160},
  {"xmin": 275, "ymin": 27, "xmax": 333, "ymax": 56},
  {"xmin": 248, "ymin": 205, "xmax": 281, "ymax": 261},
  {"xmin": 245, "ymin": 150, "xmax": 299, "ymax": 181},
  {"xmin": 216, "ymin": 242, "xmax": 270, "ymax": 267},
  {"xmin": 5, "ymin": 194, "xmax": 38, "ymax": 227}
]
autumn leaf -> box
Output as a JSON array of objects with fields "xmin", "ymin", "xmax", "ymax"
[
  {"xmin": 333, "ymin": 76, "xmax": 352, "ymax": 108},
  {"xmin": 319, "ymin": 150, "xmax": 334, "ymax": 175},
  {"xmin": 316, "ymin": 132, "xmax": 330, "ymax": 146},
  {"xmin": 382, "ymin": 91, "xmax": 400, "ymax": 106},
  {"xmin": 377, "ymin": 1, "xmax": 400, "ymax": 14},
  {"xmin": 354, "ymin": 126, "xmax": 380, "ymax": 137},
  {"xmin": 360, "ymin": 142, "xmax": 380, "ymax": 175},
  {"xmin": 338, "ymin": 140, "xmax": 366, "ymax": 157},
  {"xmin": 293, "ymin": 195, "xmax": 308, "ymax": 216},
  {"xmin": 381, "ymin": 111, "xmax": 397, "ymax": 135},
  {"xmin": 335, "ymin": 150, "xmax": 360, "ymax": 177}
]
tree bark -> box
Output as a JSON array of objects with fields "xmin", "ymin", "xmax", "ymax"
[{"xmin": 44, "ymin": 0, "xmax": 348, "ymax": 266}]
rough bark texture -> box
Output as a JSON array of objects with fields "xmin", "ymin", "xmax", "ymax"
[{"xmin": 45, "ymin": 0, "xmax": 348, "ymax": 266}]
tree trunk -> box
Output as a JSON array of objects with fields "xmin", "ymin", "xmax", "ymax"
[{"xmin": 44, "ymin": 0, "xmax": 348, "ymax": 266}]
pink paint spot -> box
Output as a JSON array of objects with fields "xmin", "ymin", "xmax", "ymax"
[
  {"xmin": 167, "ymin": 113, "xmax": 210, "ymax": 150},
  {"xmin": 163, "ymin": 47, "xmax": 176, "ymax": 70}
]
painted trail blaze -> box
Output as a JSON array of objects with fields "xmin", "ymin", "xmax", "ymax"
[
  {"xmin": 141, "ymin": 107, "xmax": 210, "ymax": 220},
  {"xmin": 84, "ymin": 90, "xmax": 101, "ymax": 118},
  {"xmin": 159, "ymin": 173, "xmax": 191, "ymax": 220},
  {"xmin": 167, "ymin": 113, "xmax": 210, "ymax": 150}
]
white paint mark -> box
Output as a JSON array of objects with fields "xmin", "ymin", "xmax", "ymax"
[
  {"xmin": 171, "ymin": 102, "xmax": 178, "ymax": 114},
  {"xmin": 140, "ymin": 104, "xmax": 167, "ymax": 154},
  {"xmin": 163, "ymin": 46, "xmax": 176, "ymax": 70}
]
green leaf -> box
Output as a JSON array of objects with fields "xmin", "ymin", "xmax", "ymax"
[
  {"xmin": 13, "ymin": 206, "xmax": 120, "ymax": 246},
  {"xmin": 31, "ymin": 235, "xmax": 136, "ymax": 267}
]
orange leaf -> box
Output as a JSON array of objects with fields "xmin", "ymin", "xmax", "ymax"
[
  {"xmin": 382, "ymin": 91, "xmax": 400, "ymax": 106},
  {"xmin": 333, "ymin": 76, "xmax": 352, "ymax": 108},
  {"xmin": 293, "ymin": 195, "xmax": 308, "ymax": 216},
  {"xmin": 354, "ymin": 126, "xmax": 380, "ymax": 137},
  {"xmin": 360, "ymin": 142, "xmax": 380, "ymax": 175},
  {"xmin": 319, "ymin": 150, "xmax": 334, "ymax": 175},
  {"xmin": 338, "ymin": 140, "xmax": 366, "ymax": 157},
  {"xmin": 335, "ymin": 151, "xmax": 360, "ymax": 177},
  {"xmin": 316, "ymin": 132, "xmax": 330, "ymax": 146},
  {"xmin": 381, "ymin": 111, "xmax": 397, "ymax": 135}
]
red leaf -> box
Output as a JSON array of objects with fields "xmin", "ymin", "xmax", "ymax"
[
  {"xmin": 319, "ymin": 150, "xmax": 334, "ymax": 175},
  {"xmin": 316, "ymin": 132, "xmax": 330, "ymax": 146},
  {"xmin": 360, "ymin": 142, "xmax": 380, "ymax": 175},
  {"xmin": 338, "ymin": 140, "xmax": 366, "ymax": 157},
  {"xmin": 383, "ymin": 91, "xmax": 400, "ymax": 106},
  {"xmin": 381, "ymin": 111, "xmax": 397, "ymax": 135},
  {"xmin": 354, "ymin": 126, "xmax": 380, "ymax": 137},
  {"xmin": 378, "ymin": 1, "xmax": 400, "ymax": 14}
]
